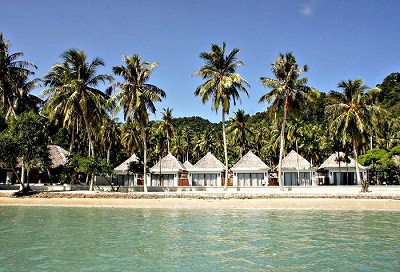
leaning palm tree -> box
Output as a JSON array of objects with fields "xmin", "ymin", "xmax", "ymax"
[
  {"xmin": 259, "ymin": 52, "xmax": 315, "ymax": 190},
  {"xmin": 111, "ymin": 54, "xmax": 166, "ymax": 192},
  {"xmin": 0, "ymin": 33, "xmax": 38, "ymax": 119},
  {"xmin": 193, "ymin": 42, "xmax": 250, "ymax": 190},
  {"xmin": 326, "ymin": 79, "xmax": 380, "ymax": 192},
  {"xmin": 161, "ymin": 107, "xmax": 175, "ymax": 153},
  {"xmin": 42, "ymin": 49, "xmax": 113, "ymax": 158}
]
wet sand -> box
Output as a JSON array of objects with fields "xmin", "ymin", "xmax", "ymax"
[{"xmin": 1, "ymin": 191, "xmax": 400, "ymax": 210}]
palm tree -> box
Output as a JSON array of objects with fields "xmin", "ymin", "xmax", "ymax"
[
  {"xmin": 120, "ymin": 119, "xmax": 142, "ymax": 154},
  {"xmin": 193, "ymin": 42, "xmax": 249, "ymax": 190},
  {"xmin": 0, "ymin": 33, "xmax": 38, "ymax": 119},
  {"xmin": 99, "ymin": 116, "xmax": 119, "ymax": 163},
  {"xmin": 326, "ymin": 79, "xmax": 380, "ymax": 192},
  {"xmin": 161, "ymin": 107, "xmax": 175, "ymax": 153},
  {"xmin": 259, "ymin": 52, "xmax": 315, "ymax": 190},
  {"xmin": 111, "ymin": 54, "xmax": 166, "ymax": 192},
  {"xmin": 42, "ymin": 49, "xmax": 113, "ymax": 158},
  {"xmin": 227, "ymin": 109, "xmax": 252, "ymax": 157}
]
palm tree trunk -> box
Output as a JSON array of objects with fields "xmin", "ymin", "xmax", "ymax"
[
  {"xmin": 82, "ymin": 114, "xmax": 95, "ymax": 157},
  {"xmin": 296, "ymin": 140, "xmax": 300, "ymax": 186},
  {"xmin": 277, "ymin": 99, "xmax": 288, "ymax": 191},
  {"xmin": 107, "ymin": 145, "xmax": 111, "ymax": 163},
  {"xmin": 222, "ymin": 111, "xmax": 229, "ymax": 191},
  {"xmin": 20, "ymin": 164, "xmax": 26, "ymax": 191},
  {"xmin": 142, "ymin": 128, "xmax": 148, "ymax": 193},
  {"xmin": 353, "ymin": 140, "xmax": 366, "ymax": 192},
  {"xmin": 167, "ymin": 131, "xmax": 170, "ymax": 153}
]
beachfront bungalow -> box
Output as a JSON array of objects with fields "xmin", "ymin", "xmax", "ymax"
[
  {"xmin": 112, "ymin": 154, "xmax": 142, "ymax": 186},
  {"xmin": 318, "ymin": 152, "xmax": 368, "ymax": 185},
  {"xmin": 188, "ymin": 152, "xmax": 225, "ymax": 186},
  {"xmin": 281, "ymin": 150, "xmax": 315, "ymax": 186},
  {"xmin": 150, "ymin": 153, "xmax": 188, "ymax": 186},
  {"xmin": 1, "ymin": 145, "xmax": 69, "ymax": 184},
  {"xmin": 231, "ymin": 151, "xmax": 269, "ymax": 186}
]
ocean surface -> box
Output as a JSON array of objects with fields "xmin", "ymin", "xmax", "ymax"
[{"xmin": 0, "ymin": 206, "xmax": 399, "ymax": 271}]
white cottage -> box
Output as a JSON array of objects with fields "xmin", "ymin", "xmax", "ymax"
[
  {"xmin": 150, "ymin": 153, "xmax": 187, "ymax": 186},
  {"xmin": 318, "ymin": 152, "xmax": 367, "ymax": 185},
  {"xmin": 231, "ymin": 151, "xmax": 269, "ymax": 186},
  {"xmin": 113, "ymin": 154, "xmax": 141, "ymax": 186},
  {"xmin": 281, "ymin": 150, "xmax": 315, "ymax": 186},
  {"xmin": 189, "ymin": 152, "xmax": 225, "ymax": 186}
]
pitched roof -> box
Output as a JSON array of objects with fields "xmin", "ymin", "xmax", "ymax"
[
  {"xmin": 183, "ymin": 160, "xmax": 193, "ymax": 169},
  {"xmin": 231, "ymin": 151, "xmax": 270, "ymax": 171},
  {"xmin": 150, "ymin": 153, "xmax": 185, "ymax": 173},
  {"xmin": 16, "ymin": 145, "xmax": 69, "ymax": 168},
  {"xmin": 48, "ymin": 145, "xmax": 69, "ymax": 168},
  {"xmin": 319, "ymin": 152, "xmax": 366, "ymax": 169},
  {"xmin": 192, "ymin": 152, "xmax": 225, "ymax": 170},
  {"xmin": 114, "ymin": 154, "xmax": 140, "ymax": 173},
  {"xmin": 281, "ymin": 150, "xmax": 311, "ymax": 170}
]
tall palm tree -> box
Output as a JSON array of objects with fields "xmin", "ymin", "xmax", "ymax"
[
  {"xmin": 111, "ymin": 54, "xmax": 166, "ymax": 192},
  {"xmin": 161, "ymin": 107, "xmax": 175, "ymax": 153},
  {"xmin": 99, "ymin": 116, "xmax": 119, "ymax": 163},
  {"xmin": 326, "ymin": 79, "xmax": 380, "ymax": 192},
  {"xmin": 0, "ymin": 33, "xmax": 38, "ymax": 119},
  {"xmin": 227, "ymin": 109, "xmax": 252, "ymax": 157},
  {"xmin": 193, "ymin": 42, "xmax": 250, "ymax": 190},
  {"xmin": 42, "ymin": 49, "xmax": 113, "ymax": 158},
  {"xmin": 120, "ymin": 119, "xmax": 142, "ymax": 154},
  {"xmin": 259, "ymin": 52, "xmax": 314, "ymax": 190}
]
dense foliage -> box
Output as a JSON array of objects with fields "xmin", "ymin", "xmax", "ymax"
[{"xmin": 0, "ymin": 33, "xmax": 399, "ymax": 186}]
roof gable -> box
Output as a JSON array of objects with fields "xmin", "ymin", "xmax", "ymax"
[
  {"xmin": 114, "ymin": 154, "xmax": 140, "ymax": 172},
  {"xmin": 193, "ymin": 152, "xmax": 225, "ymax": 170},
  {"xmin": 319, "ymin": 152, "xmax": 366, "ymax": 169},
  {"xmin": 150, "ymin": 153, "xmax": 185, "ymax": 172},
  {"xmin": 231, "ymin": 151, "xmax": 269, "ymax": 170},
  {"xmin": 282, "ymin": 150, "xmax": 311, "ymax": 170}
]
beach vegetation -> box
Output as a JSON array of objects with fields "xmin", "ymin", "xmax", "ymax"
[
  {"xmin": 111, "ymin": 54, "xmax": 166, "ymax": 192},
  {"xmin": 0, "ymin": 32, "xmax": 399, "ymax": 188},
  {"xmin": 193, "ymin": 42, "xmax": 250, "ymax": 190}
]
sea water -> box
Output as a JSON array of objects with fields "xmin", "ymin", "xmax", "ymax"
[{"xmin": 0, "ymin": 206, "xmax": 399, "ymax": 271}]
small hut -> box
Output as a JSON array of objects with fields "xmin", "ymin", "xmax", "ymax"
[
  {"xmin": 188, "ymin": 152, "xmax": 225, "ymax": 186},
  {"xmin": 3, "ymin": 145, "xmax": 69, "ymax": 184},
  {"xmin": 318, "ymin": 152, "xmax": 367, "ymax": 185},
  {"xmin": 231, "ymin": 151, "xmax": 270, "ymax": 186},
  {"xmin": 150, "ymin": 153, "xmax": 187, "ymax": 186},
  {"xmin": 281, "ymin": 150, "xmax": 315, "ymax": 186},
  {"xmin": 113, "ymin": 154, "xmax": 141, "ymax": 186}
]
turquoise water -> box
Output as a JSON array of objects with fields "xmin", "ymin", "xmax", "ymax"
[{"xmin": 0, "ymin": 207, "xmax": 399, "ymax": 271}]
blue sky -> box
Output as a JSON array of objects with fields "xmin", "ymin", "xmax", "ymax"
[{"xmin": 1, "ymin": 0, "xmax": 399, "ymax": 123}]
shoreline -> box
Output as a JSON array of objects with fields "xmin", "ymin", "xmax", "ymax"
[{"xmin": 1, "ymin": 191, "xmax": 400, "ymax": 210}]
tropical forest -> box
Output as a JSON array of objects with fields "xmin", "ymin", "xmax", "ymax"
[{"xmin": 0, "ymin": 33, "xmax": 399, "ymax": 191}]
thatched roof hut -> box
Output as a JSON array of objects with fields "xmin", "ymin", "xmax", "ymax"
[
  {"xmin": 191, "ymin": 152, "xmax": 225, "ymax": 172},
  {"xmin": 281, "ymin": 150, "xmax": 312, "ymax": 171},
  {"xmin": 319, "ymin": 152, "xmax": 366, "ymax": 170},
  {"xmin": 48, "ymin": 145, "xmax": 69, "ymax": 168},
  {"xmin": 114, "ymin": 154, "xmax": 140, "ymax": 175},
  {"xmin": 150, "ymin": 153, "xmax": 185, "ymax": 174},
  {"xmin": 183, "ymin": 160, "xmax": 193, "ymax": 169},
  {"xmin": 231, "ymin": 151, "xmax": 270, "ymax": 172}
]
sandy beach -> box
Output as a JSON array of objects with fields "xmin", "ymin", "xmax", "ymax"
[
  {"xmin": 1, "ymin": 188, "xmax": 400, "ymax": 210},
  {"xmin": 1, "ymin": 196, "xmax": 400, "ymax": 210}
]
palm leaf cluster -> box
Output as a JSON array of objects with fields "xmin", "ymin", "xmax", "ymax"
[{"xmin": 0, "ymin": 32, "xmax": 399, "ymax": 188}]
